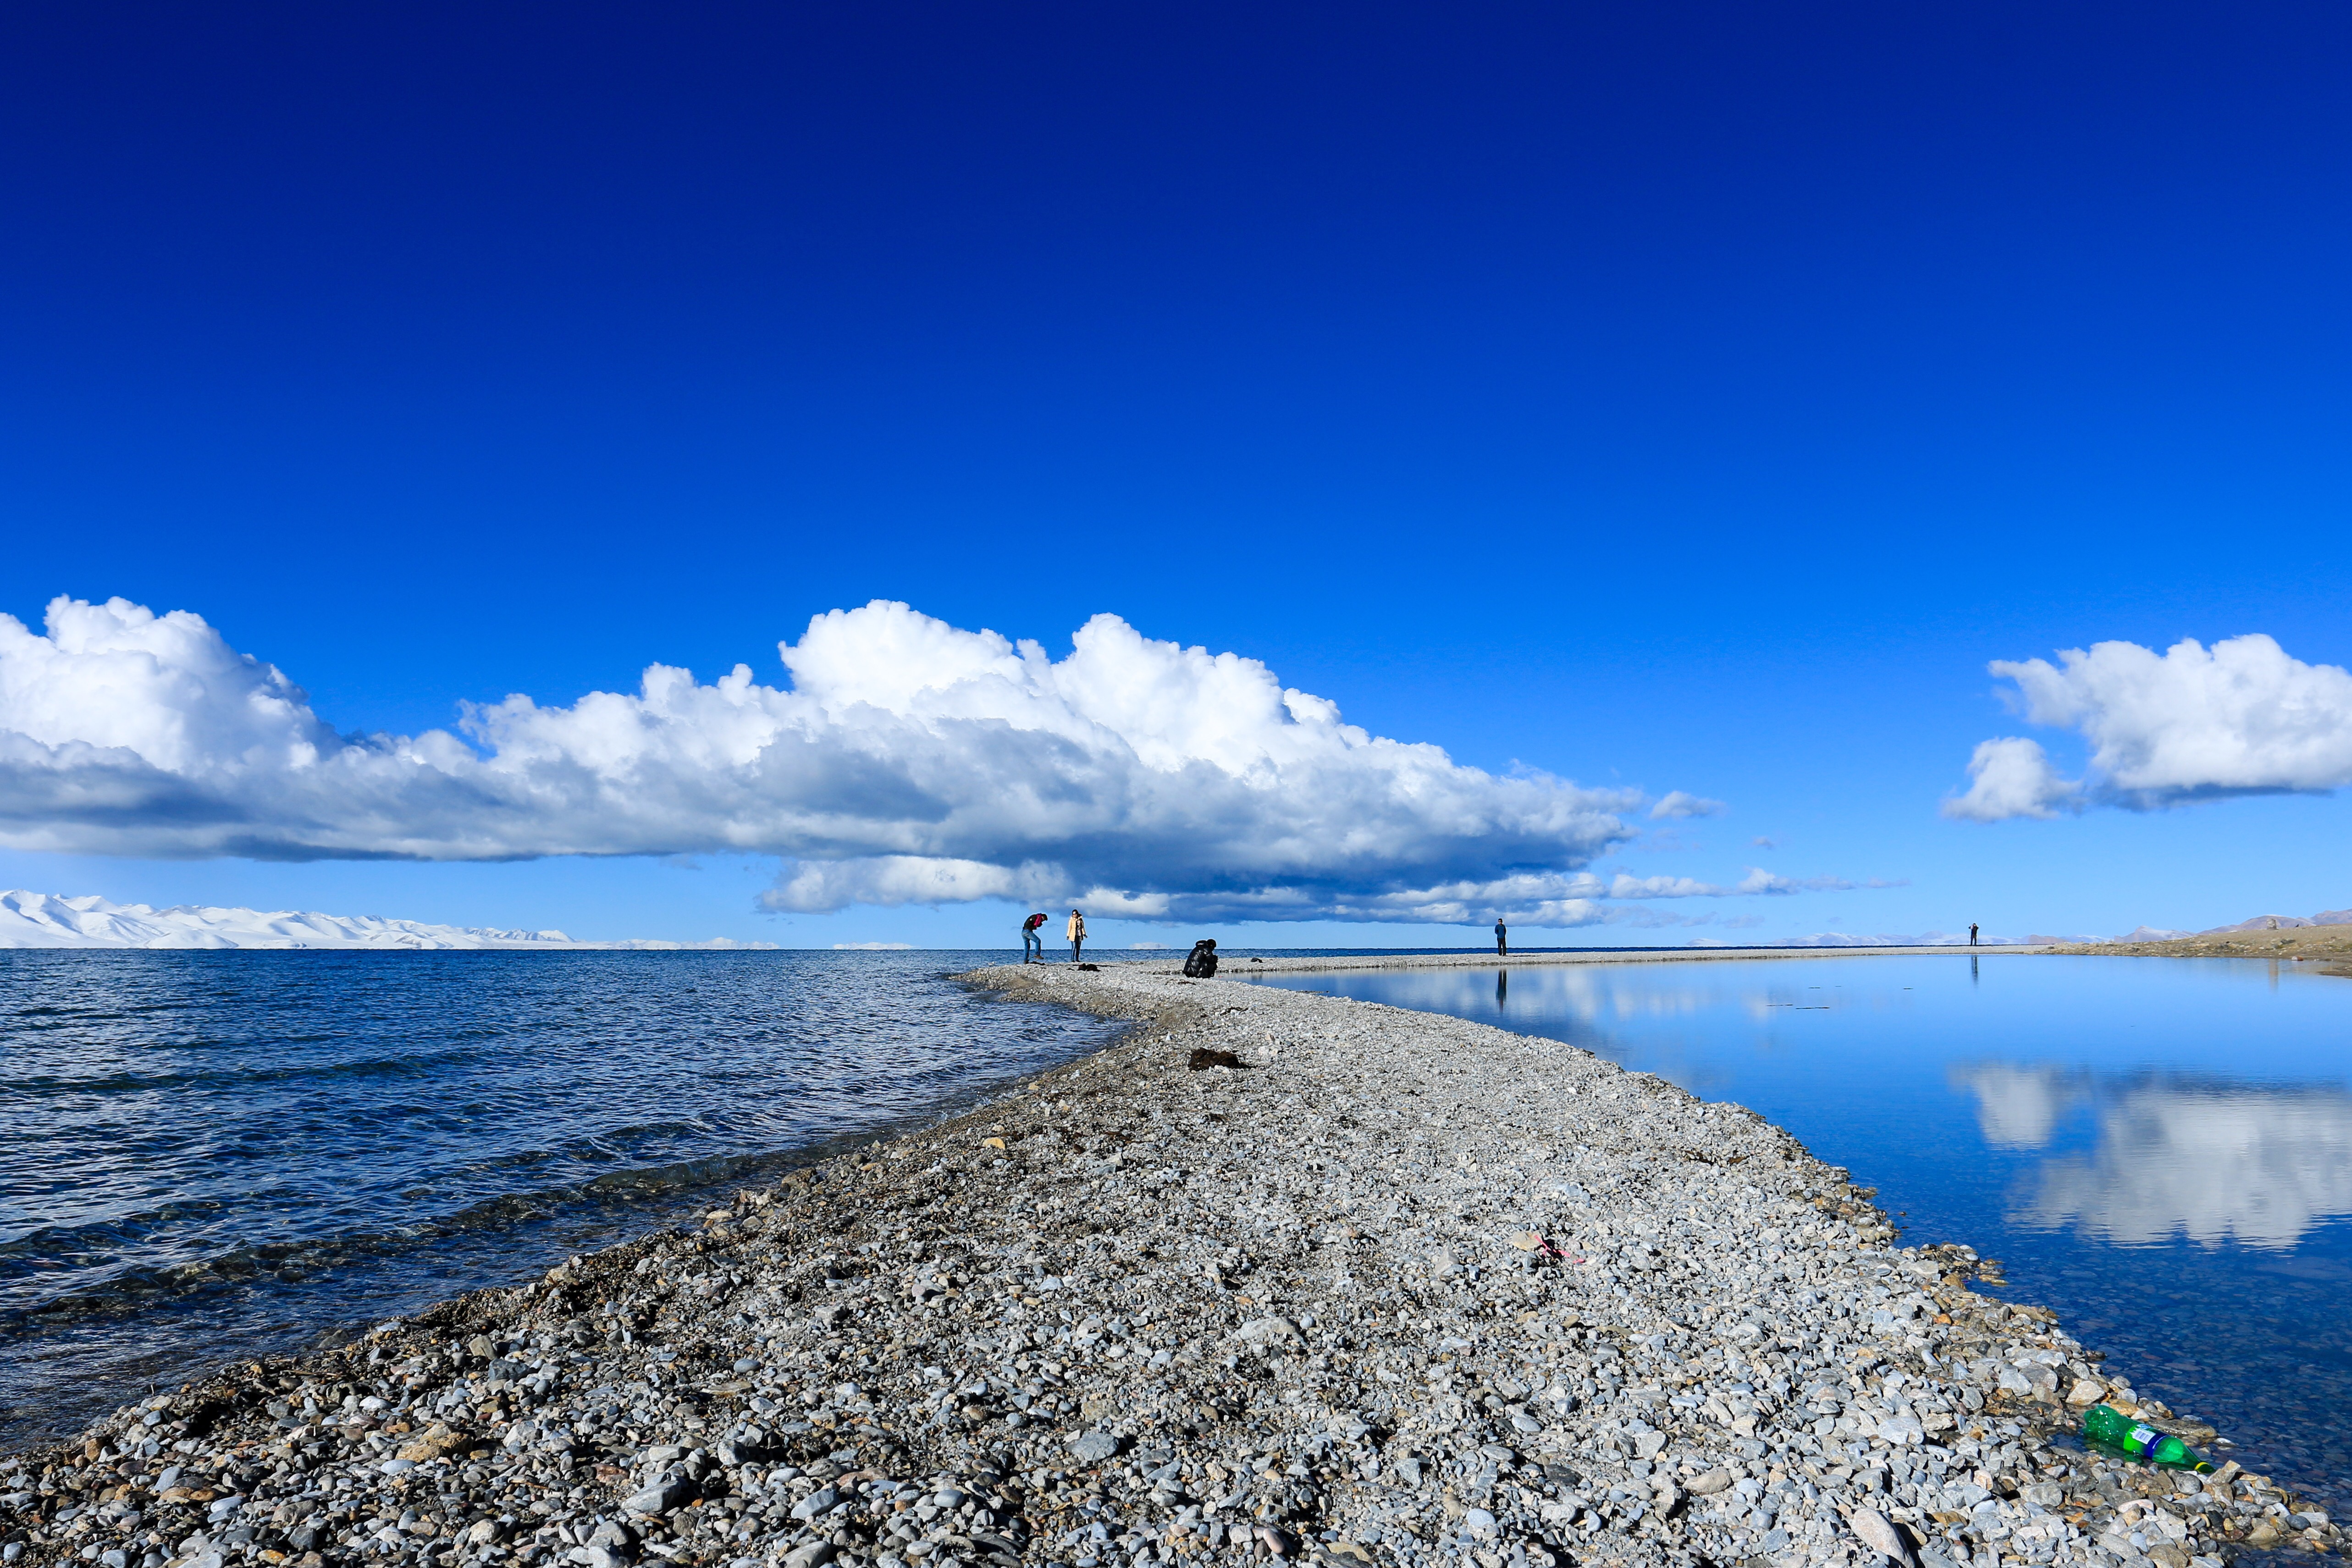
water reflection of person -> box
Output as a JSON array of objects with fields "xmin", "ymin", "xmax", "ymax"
[{"xmin": 1496, "ymin": 968, "xmax": 1508, "ymax": 1010}]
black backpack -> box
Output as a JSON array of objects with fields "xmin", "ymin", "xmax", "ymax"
[{"xmin": 1182, "ymin": 939, "xmax": 1219, "ymax": 978}]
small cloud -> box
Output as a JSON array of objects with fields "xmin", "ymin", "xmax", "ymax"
[
  {"xmin": 1127, "ymin": 941, "xmax": 1169, "ymax": 949},
  {"xmin": 832, "ymin": 941, "xmax": 913, "ymax": 950},
  {"xmin": 1942, "ymin": 737, "xmax": 2081, "ymax": 822},
  {"xmin": 1585, "ymin": 867, "xmax": 1906, "ymax": 902},
  {"xmin": 1752, "ymin": 836, "xmax": 1777, "ymax": 850},
  {"xmin": 1609, "ymin": 873, "xmax": 1722, "ymax": 899},
  {"xmin": 1734, "ymin": 867, "xmax": 1908, "ymax": 895},
  {"xmin": 1651, "ymin": 790, "xmax": 1726, "ymax": 820}
]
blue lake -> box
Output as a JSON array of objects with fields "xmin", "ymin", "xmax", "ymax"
[
  {"xmin": 1250, "ymin": 953, "xmax": 2352, "ymax": 1511},
  {"xmin": 0, "ymin": 949, "xmax": 1121, "ymax": 1452}
]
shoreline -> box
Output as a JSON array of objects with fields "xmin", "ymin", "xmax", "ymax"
[
  {"xmin": 1193, "ymin": 947, "xmax": 2046, "ymax": 976},
  {"xmin": 2042, "ymin": 929, "xmax": 2352, "ymax": 974},
  {"xmin": 3, "ymin": 961, "xmax": 2334, "ymax": 1568}
]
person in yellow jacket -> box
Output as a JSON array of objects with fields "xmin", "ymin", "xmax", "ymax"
[{"xmin": 1066, "ymin": 908, "xmax": 1087, "ymax": 962}]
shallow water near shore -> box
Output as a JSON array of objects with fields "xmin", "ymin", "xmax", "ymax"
[
  {"xmin": 1252, "ymin": 952, "xmax": 2352, "ymax": 1512},
  {"xmin": 0, "ymin": 948, "xmax": 1124, "ymax": 1452}
]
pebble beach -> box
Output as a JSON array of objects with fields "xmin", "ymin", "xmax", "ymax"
[{"xmin": 3, "ymin": 956, "xmax": 2338, "ymax": 1568}]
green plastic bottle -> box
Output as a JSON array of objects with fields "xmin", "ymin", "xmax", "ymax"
[{"xmin": 2082, "ymin": 1403, "xmax": 2213, "ymax": 1472}]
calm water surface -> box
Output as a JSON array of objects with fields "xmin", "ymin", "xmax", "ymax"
[
  {"xmin": 1253, "ymin": 953, "xmax": 2352, "ymax": 1510},
  {"xmin": 0, "ymin": 949, "xmax": 1123, "ymax": 1450}
]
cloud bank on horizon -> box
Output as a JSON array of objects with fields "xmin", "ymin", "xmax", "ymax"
[
  {"xmin": 0, "ymin": 596, "xmax": 1880, "ymax": 925},
  {"xmin": 1946, "ymin": 633, "xmax": 2352, "ymax": 822}
]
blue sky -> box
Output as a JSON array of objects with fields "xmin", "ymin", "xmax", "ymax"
[{"xmin": 4, "ymin": 2, "xmax": 2351, "ymax": 946}]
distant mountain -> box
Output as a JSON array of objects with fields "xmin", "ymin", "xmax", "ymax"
[
  {"xmin": 1696, "ymin": 909, "xmax": 2352, "ymax": 950},
  {"xmin": 2047, "ymin": 905, "xmax": 2352, "ymax": 950},
  {"xmin": 1690, "ymin": 930, "xmax": 2007, "ymax": 948},
  {"xmin": 2199, "ymin": 910, "xmax": 2352, "ymax": 934},
  {"xmin": 0, "ymin": 889, "xmax": 578, "ymax": 949},
  {"xmin": 0, "ymin": 890, "xmax": 775, "ymax": 950}
]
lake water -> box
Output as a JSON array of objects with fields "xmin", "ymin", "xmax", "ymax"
[
  {"xmin": 0, "ymin": 949, "xmax": 1122, "ymax": 1452},
  {"xmin": 1250, "ymin": 953, "xmax": 2352, "ymax": 1511}
]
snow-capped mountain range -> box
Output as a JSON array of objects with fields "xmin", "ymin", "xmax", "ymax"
[{"xmin": 0, "ymin": 891, "xmax": 773, "ymax": 950}]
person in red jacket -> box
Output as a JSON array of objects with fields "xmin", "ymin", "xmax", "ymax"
[{"xmin": 1021, "ymin": 911, "xmax": 1048, "ymax": 963}]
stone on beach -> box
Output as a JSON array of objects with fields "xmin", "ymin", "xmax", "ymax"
[
  {"xmin": 1064, "ymin": 1432, "xmax": 1120, "ymax": 1463},
  {"xmin": 1851, "ymin": 1504, "xmax": 1921, "ymax": 1567},
  {"xmin": 1231, "ymin": 1317, "xmax": 1305, "ymax": 1348}
]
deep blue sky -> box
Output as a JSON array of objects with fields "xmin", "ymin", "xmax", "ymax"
[{"xmin": 5, "ymin": 2, "xmax": 2350, "ymax": 944}]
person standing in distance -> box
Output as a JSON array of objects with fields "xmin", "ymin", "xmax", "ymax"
[
  {"xmin": 1021, "ymin": 911, "xmax": 1048, "ymax": 963},
  {"xmin": 1969, "ymin": 922, "xmax": 1979, "ymax": 947},
  {"xmin": 1067, "ymin": 908, "xmax": 1088, "ymax": 963},
  {"xmin": 1494, "ymin": 917, "xmax": 1508, "ymax": 956}
]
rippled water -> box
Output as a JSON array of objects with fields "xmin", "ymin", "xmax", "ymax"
[
  {"xmin": 0, "ymin": 949, "xmax": 1121, "ymax": 1451},
  {"xmin": 1252, "ymin": 953, "xmax": 2352, "ymax": 1510}
]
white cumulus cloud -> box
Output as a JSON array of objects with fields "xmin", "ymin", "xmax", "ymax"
[
  {"xmin": 1941, "ymin": 737, "xmax": 2081, "ymax": 822},
  {"xmin": 0, "ymin": 596, "xmax": 1680, "ymax": 922},
  {"xmin": 1949, "ymin": 634, "xmax": 2352, "ymax": 820},
  {"xmin": 0, "ymin": 596, "xmax": 1906, "ymax": 923}
]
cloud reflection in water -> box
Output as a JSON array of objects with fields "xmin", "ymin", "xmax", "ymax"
[
  {"xmin": 1948, "ymin": 1063, "xmax": 2087, "ymax": 1150},
  {"xmin": 1954, "ymin": 1065, "xmax": 2352, "ymax": 1249}
]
